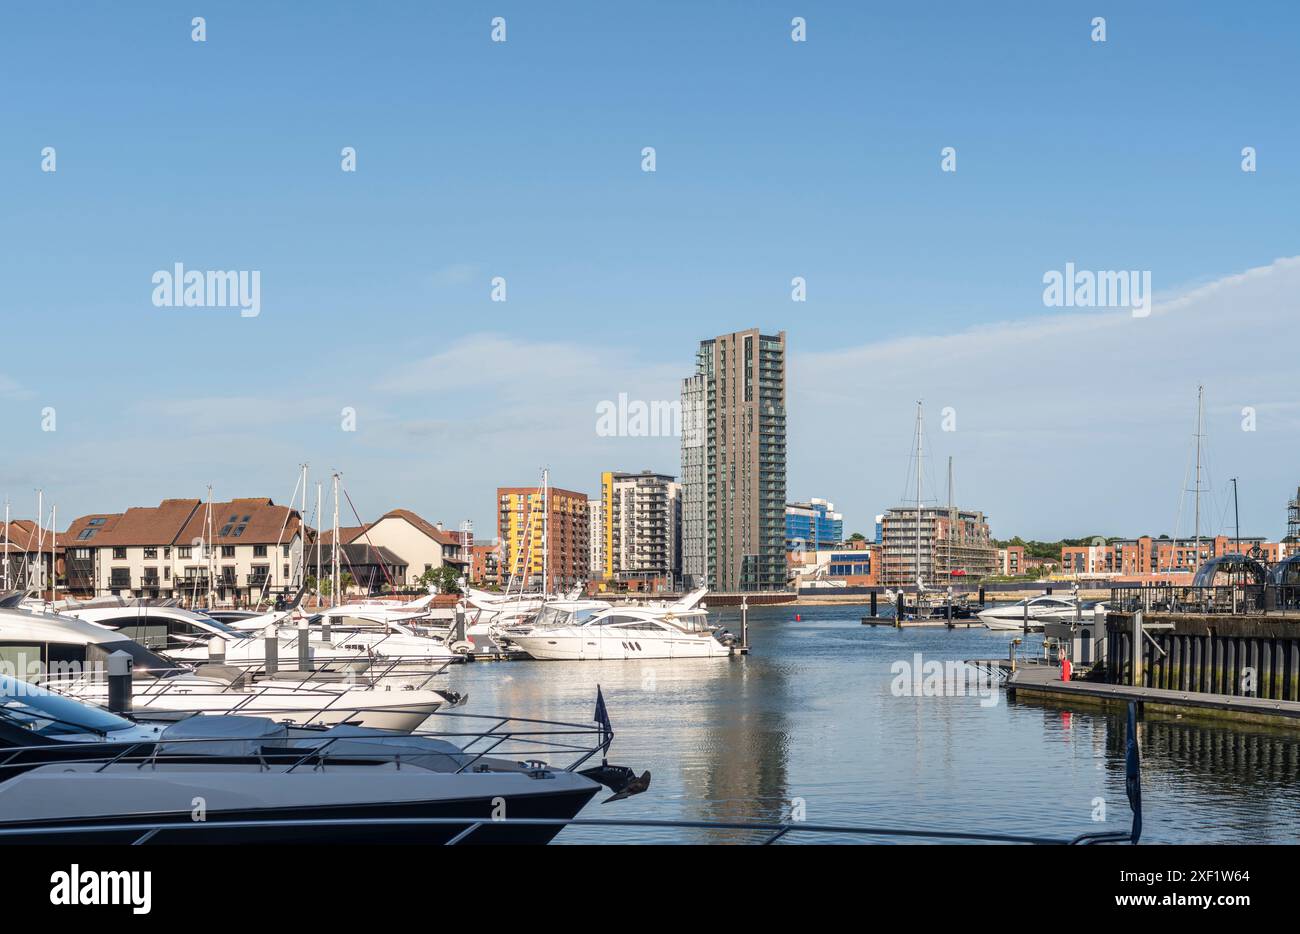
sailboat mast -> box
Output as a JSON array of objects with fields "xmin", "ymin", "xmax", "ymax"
[
  {"xmin": 541, "ymin": 467, "xmax": 550, "ymax": 593},
  {"xmin": 35, "ymin": 489, "xmax": 43, "ymax": 593},
  {"xmin": 331, "ymin": 473, "xmax": 340, "ymax": 607},
  {"xmin": 299, "ymin": 463, "xmax": 308, "ymax": 592},
  {"xmin": 915, "ymin": 402, "xmax": 924, "ymax": 590},
  {"xmin": 947, "ymin": 455, "xmax": 955, "ymax": 580},
  {"xmin": 1194, "ymin": 385, "xmax": 1204, "ymax": 568},
  {"xmin": 201, "ymin": 486, "xmax": 212, "ymax": 608},
  {"xmin": 2, "ymin": 497, "xmax": 9, "ymax": 590},
  {"xmin": 1231, "ymin": 477, "xmax": 1240, "ymax": 552},
  {"xmin": 315, "ymin": 482, "xmax": 322, "ymax": 607}
]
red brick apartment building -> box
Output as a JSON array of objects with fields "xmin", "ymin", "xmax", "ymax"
[
  {"xmin": 1060, "ymin": 535, "xmax": 1289, "ymax": 582},
  {"xmin": 497, "ymin": 485, "xmax": 590, "ymax": 591}
]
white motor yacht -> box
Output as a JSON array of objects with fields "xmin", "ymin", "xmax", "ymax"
[
  {"xmin": 76, "ymin": 604, "xmax": 468, "ymax": 671},
  {"xmin": 508, "ymin": 604, "xmax": 736, "ymax": 660},
  {"xmin": 977, "ymin": 596, "xmax": 1103, "ymax": 631},
  {"xmin": 0, "ymin": 606, "xmax": 455, "ymax": 730},
  {"xmin": 0, "ymin": 675, "xmax": 614, "ymax": 845}
]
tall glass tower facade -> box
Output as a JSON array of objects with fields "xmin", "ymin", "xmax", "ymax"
[{"xmin": 681, "ymin": 329, "xmax": 787, "ymax": 591}]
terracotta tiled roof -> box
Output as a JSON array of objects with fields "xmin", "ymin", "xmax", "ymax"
[
  {"xmin": 89, "ymin": 499, "xmax": 202, "ymax": 547},
  {"xmin": 378, "ymin": 508, "xmax": 460, "ymax": 546},
  {"xmin": 316, "ymin": 526, "xmax": 366, "ymax": 545},
  {"xmin": 176, "ymin": 498, "xmax": 302, "ymax": 547},
  {"xmin": 61, "ymin": 514, "xmax": 123, "ymax": 547},
  {"xmin": 0, "ymin": 520, "xmax": 54, "ymax": 553},
  {"xmin": 313, "ymin": 509, "xmax": 461, "ymax": 548}
]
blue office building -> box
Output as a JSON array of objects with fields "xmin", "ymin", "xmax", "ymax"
[{"xmin": 785, "ymin": 499, "xmax": 843, "ymax": 550}]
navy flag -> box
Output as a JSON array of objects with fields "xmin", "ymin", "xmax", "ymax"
[
  {"xmin": 594, "ymin": 685, "xmax": 613, "ymax": 758},
  {"xmin": 1125, "ymin": 702, "xmax": 1142, "ymax": 844}
]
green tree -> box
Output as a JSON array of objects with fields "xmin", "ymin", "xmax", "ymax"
[{"xmin": 417, "ymin": 565, "xmax": 461, "ymax": 595}]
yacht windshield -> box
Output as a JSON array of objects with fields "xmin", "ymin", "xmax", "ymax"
[
  {"xmin": 86, "ymin": 640, "xmax": 182, "ymax": 678},
  {"xmin": 535, "ymin": 606, "xmax": 574, "ymax": 628},
  {"xmin": 189, "ymin": 614, "xmax": 246, "ymax": 636},
  {"xmin": 0, "ymin": 675, "xmax": 134, "ymax": 736}
]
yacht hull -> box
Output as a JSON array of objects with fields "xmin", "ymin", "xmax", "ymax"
[
  {"xmin": 511, "ymin": 632, "xmax": 731, "ymax": 661},
  {"xmin": 0, "ymin": 790, "xmax": 598, "ymax": 845},
  {"xmin": 54, "ymin": 681, "xmax": 443, "ymax": 731},
  {"xmin": 0, "ymin": 766, "xmax": 600, "ymax": 845}
]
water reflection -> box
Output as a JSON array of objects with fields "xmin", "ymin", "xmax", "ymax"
[{"xmin": 436, "ymin": 604, "xmax": 1300, "ymax": 843}]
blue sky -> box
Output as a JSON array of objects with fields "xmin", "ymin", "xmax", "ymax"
[{"xmin": 1, "ymin": 1, "xmax": 1298, "ymax": 541}]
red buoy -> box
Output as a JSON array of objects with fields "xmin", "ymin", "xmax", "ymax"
[{"xmin": 795, "ymin": 614, "xmax": 802, "ymax": 622}]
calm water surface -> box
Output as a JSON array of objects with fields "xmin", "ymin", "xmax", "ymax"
[{"xmin": 437, "ymin": 604, "xmax": 1300, "ymax": 844}]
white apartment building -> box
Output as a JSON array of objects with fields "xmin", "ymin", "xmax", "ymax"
[
  {"xmin": 598, "ymin": 470, "xmax": 682, "ymax": 589},
  {"xmin": 63, "ymin": 498, "xmax": 304, "ymax": 607},
  {"xmin": 587, "ymin": 498, "xmax": 604, "ymax": 577}
]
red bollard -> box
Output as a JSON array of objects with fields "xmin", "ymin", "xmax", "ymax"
[{"xmin": 1060, "ymin": 654, "xmax": 1072, "ymax": 682}]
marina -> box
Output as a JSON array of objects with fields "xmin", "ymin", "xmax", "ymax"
[
  {"xmin": 2, "ymin": 592, "xmax": 1292, "ymax": 844},
  {"xmin": 0, "ymin": 5, "xmax": 1293, "ymax": 903}
]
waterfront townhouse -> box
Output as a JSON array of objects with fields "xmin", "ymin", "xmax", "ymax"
[
  {"xmin": 62, "ymin": 497, "xmax": 304, "ymax": 606},
  {"xmin": 0, "ymin": 519, "xmax": 59, "ymax": 592},
  {"xmin": 315, "ymin": 508, "xmax": 468, "ymax": 587}
]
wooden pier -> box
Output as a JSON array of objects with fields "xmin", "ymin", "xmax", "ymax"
[
  {"xmin": 863, "ymin": 617, "xmax": 985, "ymax": 629},
  {"xmin": 1005, "ymin": 661, "xmax": 1300, "ymax": 729}
]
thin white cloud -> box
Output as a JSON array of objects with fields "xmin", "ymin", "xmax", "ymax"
[
  {"xmin": 7, "ymin": 258, "xmax": 1296, "ymax": 542},
  {"xmin": 791, "ymin": 255, "xmax": 1300, "ymax": 539}
]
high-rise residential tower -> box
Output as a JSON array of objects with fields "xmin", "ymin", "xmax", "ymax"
[
  {"xmin": 598, "ymin": 470, "xmax": 682, "ymax": 590},
  {"xmin": 680, "ymin": 329, "xmax": 788, "ymax": 591},
  {"xmin": 496, "ymin": 484, "xmax": 590, "ymax": 591}
]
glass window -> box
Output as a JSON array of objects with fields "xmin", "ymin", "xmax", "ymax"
[{"xmin": 0, "ymin": 675, "xmax": 134, "ymax": 736}]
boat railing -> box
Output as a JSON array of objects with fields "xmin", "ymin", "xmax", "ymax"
[
  {"xmin": 1107, "ymin": 583, "xmax": 1300, "ymax": 615},
  {"xmin": 0, "ymin": 707, "xmax": 612, "ymax": 774},
  {"xmin": 0, "ymin": 814, "xmax": 1136, "ymax": 845},
  {"xmin": 36, "ymin": 658, "xmax": 451, "ymax": 699}
]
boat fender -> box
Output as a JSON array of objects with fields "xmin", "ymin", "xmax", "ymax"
[{"xmin": 450, "ymin": 640, "xmax": 474, "ymax": 655}]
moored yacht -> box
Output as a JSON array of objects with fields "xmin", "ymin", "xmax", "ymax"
[
  {"xmin": 507, "ymin": 604, "xmax": 736, "ymax": 660},
  {"xmin": 977, "ymin": 596, "xmax": 1102, "ymax": 631},
  {"xmin": 0, "ymin": 675, "xmax": 616, "ymax": 845},
  {"xmin": 0, "ymin": 606, "xmax": 455, "ymax": 730}
]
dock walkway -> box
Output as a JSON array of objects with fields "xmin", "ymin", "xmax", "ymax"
[{"xmin": 1004, "ymin": 663, "xmax": 1300, "ymax": 727}]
